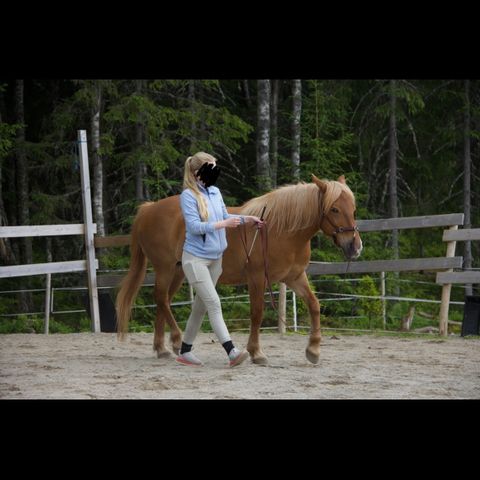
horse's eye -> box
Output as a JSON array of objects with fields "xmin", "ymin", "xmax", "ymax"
[{"xmin": 331, "ymin": 207, "xmax": 339, "ymax": 214}]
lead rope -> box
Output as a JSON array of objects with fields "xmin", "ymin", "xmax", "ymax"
[
  {"xmin": 239, "ymin": 205, "xmax": 276, "ymax": 310},
  {"xmin": 260, "ymin": 220, "xmax": 277, "ymax": 310}
]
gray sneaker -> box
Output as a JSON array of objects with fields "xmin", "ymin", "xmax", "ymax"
[
  {"xmin": 176, "ymin": 351, "xmax": 203, "ymax": 367},
  {"xmin": 228, "ymin": 348, "xmax": 249, "ymax": 367}
]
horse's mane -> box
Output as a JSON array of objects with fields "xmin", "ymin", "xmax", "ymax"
[{"xmin": 239, "ymin": 180, "xmax": 355, "ymax": 234}]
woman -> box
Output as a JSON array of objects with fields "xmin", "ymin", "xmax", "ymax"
[{"xmin": 177, "ymin": 152, "xmax": 264, "ymax": 367}]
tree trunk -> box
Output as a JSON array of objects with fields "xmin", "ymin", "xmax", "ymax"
[
  {"xmin": 243, "ymin": 80, "xmax": 251, "ymax": 107},
  {"xmin": 135, "ymin": 79, "xmax": 149, "ymax": 202},
  {"xmin": 388, "ymin": 80, "xmax": 400, "ymax": 297},
  {"xmin": 14, "ymin": 80, "xmax": 33, "ymax": 312},
  {"xmin": 256, "ymin": 79, "xmax": 271, "ymax": 192},
  {"xmin": 0, "ymin": 158, "xmax": 16, "ymax": 265},
  {"xmin": 463, "ymin": 79, "xmax": 473, "ymax": 296},
  {"xmin": 91, "ymin": 81, "xmax": 105, "ymax": 237},
  {"xmin": 188, "ymin": 80, "xmax": 196, "ymax": 150},
  {"xmin": 388, "ymin": 80, "xmax": 399, "ymax": 253},
  {"xmin": 270, "ymin": 79, "xmax": 279, "ymax": 188},
  {"xmin": 197, "ymin": 82, "xmax": 207, "ymax": 142},
  {"xmin": 0, "ymin": 102, "xmax": 16, "ymax": 265},
  {"xmin": 292, "ymin": 79, "xmax": 302, "ymax": 181}
]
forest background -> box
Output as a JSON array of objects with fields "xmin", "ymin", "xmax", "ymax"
[{"xmin": 0, "ymin": 79, "xmax": 478, "ymax": 333}]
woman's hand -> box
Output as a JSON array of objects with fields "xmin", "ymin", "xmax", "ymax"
[
  {"xmin": 216, "ymin": 217, "xmax": 242, "ymax": 229},
  {"xmin": 245, "ymin": 215, "xmax": 265, "ymax": 229}
]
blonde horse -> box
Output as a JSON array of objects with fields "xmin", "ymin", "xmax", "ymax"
[{"xmin": 116, "ymin": 174, "xmax": 362, "ymax": 364}]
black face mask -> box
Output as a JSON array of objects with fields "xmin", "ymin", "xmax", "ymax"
[{"xmin": 196, "ymin": 162, "xmax": 220, "ymax": 187}]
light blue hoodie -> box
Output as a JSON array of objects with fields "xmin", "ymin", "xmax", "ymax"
[{"xmin": 180, "ymin": 184, "xmax": 244, "ymax": 259}]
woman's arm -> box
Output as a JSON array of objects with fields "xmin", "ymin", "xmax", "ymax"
[
  {"xmin": 220, "ymin": 198, "xmax": 264, "ymax": 227},
  {"xmin": 181, "ymin": 190, "xmax": 243, "ymax": 232}
]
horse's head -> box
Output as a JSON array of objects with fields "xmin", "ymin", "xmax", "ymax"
[{"xmin": 312, "ymin": 174, "xmax": 363, "ymax": 260}]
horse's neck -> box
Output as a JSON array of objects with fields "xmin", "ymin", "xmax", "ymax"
[
  {"xmin": 297, "ymin": 222, "xmax": 323, "ymax": 242},
  {"xmin": 278, "ymin": 218, "xmax": 322, "ymax": 244},
  {"xmin": 266, "ymin": 184, "xmax": 321, "ymax": 233}
]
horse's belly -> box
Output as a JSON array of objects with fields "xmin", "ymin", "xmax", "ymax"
[{"xmin": 218, "ymin": 268, "xmax": 247, "ymax": 286}]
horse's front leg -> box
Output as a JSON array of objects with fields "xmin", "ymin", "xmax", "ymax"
[
  {"xmin": 286, "ymin": 272, "xmax": 321, "ymax": 364},
  {"xmin": 246, "ymin": 274, "xmax": 269, "ymax": 365}
]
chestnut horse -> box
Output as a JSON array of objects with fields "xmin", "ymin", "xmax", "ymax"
[{"xmin": 116, "ymin": 174, "xmax": 362, "ymax": 364}]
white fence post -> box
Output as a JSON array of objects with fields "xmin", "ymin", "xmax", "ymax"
[
  {"xmin": 44, "ymin": 273, "xmax": 51, "ymax": 334},
  {"xmin": 78, "ymin": 130, "xmax": 101, "ymax": 333},
  {"xmin": 292, "ymin": 290, "xmax": 297, "ymax": 332},
  {"xmin": 278, "ymin": 282, "xmax": 287, "ymax": 333}
]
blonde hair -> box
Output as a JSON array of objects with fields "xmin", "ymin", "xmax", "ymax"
[{"xmin": 183, "ymin": 152, "xmax": 217, "ymax": 221}]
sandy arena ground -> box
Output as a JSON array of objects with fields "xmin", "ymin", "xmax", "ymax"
[{"xmin": 1, "ymin": 331, "xmax": 479, "ymax": 399}]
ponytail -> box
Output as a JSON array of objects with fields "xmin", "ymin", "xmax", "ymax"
[{"xmin": 183, "ymin": 154, "xmax": 210, "ymax": 221}]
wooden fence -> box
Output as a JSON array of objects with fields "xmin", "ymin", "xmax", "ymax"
[
  {"xmin": 0, "ymin": 130, "xmax": 477, "ymax": 336},
  {"xmin": 435, "ymin": 228, "xmax": 480, "ymax": 335},
  {"xmin": 94, "ymin": 212, "xmax": 466, "ymax": 336},
  {"xmin": 0, "ymin": 130, "xmax": 101, "ymax": 333},
  {"xmin": 307, "ymin": 213, "xmax": 467, "ymax": 336}
]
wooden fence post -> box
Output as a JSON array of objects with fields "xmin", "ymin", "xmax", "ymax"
[
  {"xmin": 78, "ymin": 130, "xmax": 101, "ymax": 333},
  {"xmin": 278, "ymin": 282, "xmax": 287, "ymax": 333},
  {"xmin": 439, "ymin": 225, "xmax": 458, "ymax": 336}
]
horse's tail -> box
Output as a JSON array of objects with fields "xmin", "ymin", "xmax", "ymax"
[{"xmin": 116, "ymin": 226, "xmax": 147, "ymax": 340}]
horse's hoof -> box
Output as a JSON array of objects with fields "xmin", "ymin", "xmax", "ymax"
[
  {"xmin": 156, "ymin": 350, "xmax": 172, "ymax": 359},
  {"xmin": 252, "ymin": 356, "xmax": 269, "ymax": 365},
  {"xmin": 171, "ymin": 346, "xmax": 180, "ymax": 355},
  {"xmin": 305, "ymin": 349, "xmax": 320, "ymax": 364}
]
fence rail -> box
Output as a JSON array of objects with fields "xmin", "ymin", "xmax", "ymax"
[
  {"xmin": 356, "ymin": 213, "xmax": 464, "ymax": 232},
  {"xmin": 0, "ymin": 260, "xmax": 98, "ymax": 279},
  {"xmin": 307, "ymin": 257, "xmax": 463, "ymax": 276},
  {"xmin": 0, "ymin": 224, "xmax": 94, "ymax": 238},
  {"xmin": 442, "ymin": 228, "xmax": 480, "ymax": 242},
  {"xmin": 436, "ymin": 271, "xmax": 480, "ymax": 284}
]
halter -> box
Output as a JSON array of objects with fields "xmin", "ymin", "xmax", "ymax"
[
  {"xmin": 321, "ymin": 213, "xmax": 358, "ymax": 237},
  {"xmin": 320, "ymin": 209, "xmax": 358, "ymax": 276}
]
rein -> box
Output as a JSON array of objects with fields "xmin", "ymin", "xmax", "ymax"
[{"xmin": 239, "ymin": 205, "xmax": 277, "ymax": 310}]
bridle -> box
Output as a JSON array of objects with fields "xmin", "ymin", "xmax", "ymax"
[
  {"xmin": 320, "ymin": 212, "xmax": 358, "ymax": 238},
  {"xmin": 319, "ymin": 209, "xmax": 359, "ymax": 276}
]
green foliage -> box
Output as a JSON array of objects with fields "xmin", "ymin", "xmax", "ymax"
[
  {"xmin": 0, "ymin": 122, "xmax": 21, "ymax": 159},
  {"xmin": 0, "ymin": 315, "xmax": 77, "ymax": 334},
  {"xmin": 299, "ymin": 80, "xmax": 355, "ymax": 180},
  {"xmin": 357, "ymin": 276, "xmax": 383, "ymax": 328}
]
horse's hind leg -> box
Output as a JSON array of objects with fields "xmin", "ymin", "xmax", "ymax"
[
  {"xmin": 285, "ymin": 272, "xmax": 321, "ymax": 364},
  {"xmin": 153, "ymin": 267, "xmax": 180, "ymax": 358},
  {"xmin": 165, "ymin": 264, "xmax": 185, "ymax": 354}
]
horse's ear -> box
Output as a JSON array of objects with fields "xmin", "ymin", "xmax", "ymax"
[
  {"xmin": 338, "ymin": 175, "xmax": 346, "ymax": 184},
  {"xmin": 311, "ymin": 174, "xmax": 327, "ymax": 193}
]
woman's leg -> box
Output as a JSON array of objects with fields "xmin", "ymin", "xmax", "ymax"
[{"xmin": 182, "ymin": 253, "xmax": 230, "ymax": 345}]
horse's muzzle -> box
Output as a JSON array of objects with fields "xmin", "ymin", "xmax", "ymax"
[{"xmin": 342, "ymin": 237, "xmax": 363, "ymax": 261}]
